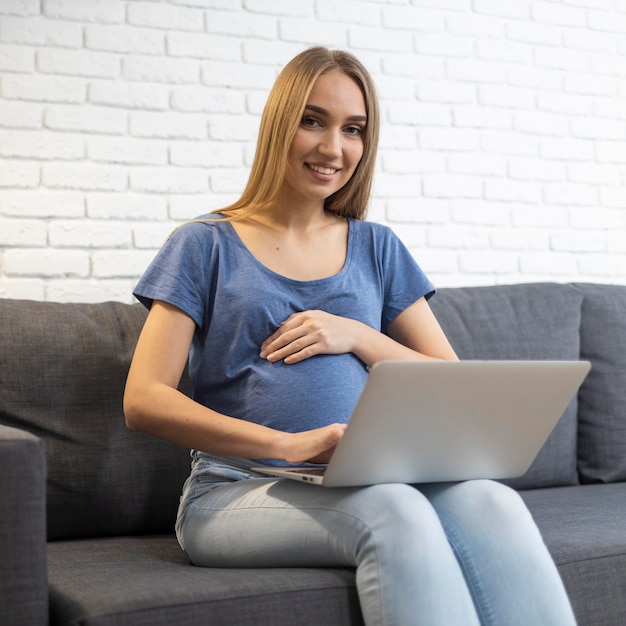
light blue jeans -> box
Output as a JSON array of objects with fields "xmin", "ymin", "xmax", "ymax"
[{"xmin": 176, "ymin": 454, "xmax": 577, "ymax": 626}]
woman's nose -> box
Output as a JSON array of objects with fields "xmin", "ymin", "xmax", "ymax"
[{"xmin": 318, "ymin": 129, "xmax": 342, "ymax": 157}]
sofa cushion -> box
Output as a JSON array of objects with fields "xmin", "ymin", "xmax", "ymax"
[
  {"xmin": 0, "ymin": 299, "xmax": 192, "ymax": 540},
  {"xmin": 574, "ymin": 283, "xmax": 626, "ymax": 483},
  {"xmin": 429, "ymin": 283, "xmax": 583, "ymax": 489},
  {"xmin": 47, "ymin": 537, "xmax": 362, "ymax": 626},
  {"xmin": 521, "ymin": 484, "xmax": 626, "ymax": 626}
]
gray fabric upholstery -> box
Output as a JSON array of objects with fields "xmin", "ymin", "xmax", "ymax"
[
  {"xmin": 522, "ymin": 484, "xmax": 626, "ymax": 626},
  {"xmin": 0, "ymin": 425, "xmax": 48, "ymax": 626},
  {"xmin": 47, "ymin": 537, "xmax": 362, "ymax": 626},
  {"xmin": 0, "ymin": 299, "xmax": 192, "ymax": 540},
  {"xmin": 574, "ymin": 284, "xmax": 626, "ymax": 483},
  {"xmin": 430, "ymin": 283, "xmax": 583, "ymax": 489}
]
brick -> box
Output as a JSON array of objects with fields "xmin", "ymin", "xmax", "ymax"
[
  {"xmin": 416, "ymin": 80, "xmax": 475, "ymax": 103},
  {"xmin": 0, "ymin": 0, "xmax": 40, "ymax": 17},
  {"xmin": 1, "ymin": 74, "xmax": 86, "ymax": 103},
  {"xmin": 201, "ymin": 60, "xmax": 275, "ymax": 89},
  {"xmin": 386, "ymin": 198, "xmax": 450, "ymax": 224},
  {"xmin": 490, "ymin": 227, "xmax": 550, "ymax": 250},
  {"xmin": 0, "ymin": 190, "xmax": 85, "ymax": 217},
  {"xmin": 508, "ymin": 158, "xmax": 565, "ymax": 181},
  {"xmin": 481, "ymin": 131, "xmax": 539, "ymax": 157},
  {"xmin": 418, "ymin": 128, "xmax": 480, "ymax": 151},
  {"xmin": 505, "ymin": 20, "xmax": 561, "ymax": 46},
  {"xmin": 595, "ymin": 141, "xmax": 626, "ymax": 163},
  {"xmin": 0, "ymin": 218, "xmax": 47, "ymax": 246},
  {"xmin": 536, "ymin": 92, "xmax": 592, "ymax": 115},
  {"xmin": 475, "ymin": 40, "xmax": 532, "ymax": 64},
  {"xmin": 242, "ymin": 40, "xmax": 303, "ymax": 66},
  {"xmin": 447, "ymin": 153, "xmax": 506, "ymax": 177},
  {"xmin": 513, "ymin": 112, "xmax": 568, "ymax": 136},
  {"xmin": 4, "ymin": 248, "xmax": 90, "ymax": 277},
  {"xmin": 43, "ymin": 162, "xmax": 128, "ymax": 191},
  {"xmin": 91, "ymin": 249, "xmax": 157, "ymax": 278},
  {"xmin": 473, "ymin": 0, "xmax": 529, "ymax": 19},
  {"xmin": 85, "ymin": 24, "xmax": 165, "ymax": 55},
  {"xmin": 388, "ymin": 101, "xmax": 450, "ymax": 126},
  {"xmin": 484, "ymin": 179, "xmax": 542, "ymax": 203},
  {"xmin": 446, "ymin": 13, "xmax": 504, "ymax": 38},
  {"xmin": 0, "ymin": 160, "xmax": 40, "ymax": 188},
  {"xmin": 458, "ymin": 250, "xmax": 519, "ymax": 274},
  {"xmin": 0, "ymin": 278, "xmax": 44, "ymax": 300},
  {"xmin": 570, "ymin": 117, "xmax": 624, "ymax": 140},
  {"xmin": 87, "ymin": 192, "xmax": 167, "ymax": 220},
  {"xmin": 450, "ymin": 200, "xmax": 510, "ymax": 226},
  {"xmin": 167, "ymin": 32, "xmax": 240, "ymax": 60},
  {"xmin": 349, "ymin": 26, "xmax": 412, "ymax": 53},
  {"xmin": 569, "ymin": 206, "xmax": 623, "ymax": 229},
  {"xmin": 0, "ymin": 44, "xmax": 35, "ymax": 72},
  {"xmin": 49, "ymin": 219, "xmax": 132, "ymax": 248},
  {"xmin": 278, "ymin": 17, "xmax": 346, "ymax": 46},
  {"xmin": 587, "ymin": 9, "xmax": 626, "ymax": 33},
  {"xmin": 0, "ymin": 16, "xmax": 82, "ymax": 47},
  {"xmin": 380, "ymin": 55, "xmax": 444, "ymax": 81},
  {"xmin": 45, "ymin": 104, "xmax": 127, "ymax": 134},
  {"xmin": 209, "ymin": 168, "xmax": 249, "ymax": 193},
  {"xmin": 520, "ymin": 252, "xmax": 578, "ymax": 275},
  {"xmin": 534, "ymin": 46, "xmax": 590, "ymax": 72},
  {"xmin": 452, "ymin": 106, "xmax": 512, "ymax": 129},
  {"xmin": 0, "ymin": 129, "xmax": 85, "ymax": 159},
  {"xmin": 542, "ymin": 183, "xmax": 598, "ymax": 206},
  {"xmin": 46, "ymin": 278, "xmax": 135, "ymax": 303},
  {"xmin": 130, "ymin": 111, "xmax": 207, "ymax": 140},
  {"xmin": 0, "ymin": 100, "xmax": 43, "ymax": 128},
  {"xmin": 382, "ymin": 150, "xmax": 446, "ymax": 174},
  {"xmin": 427, "ymin": 224, "xmax": 489, "ymax": 249},
  {"xmin": 510, "ymin": 203, "xmax": 569, "ymax": 228},
  {"xmin": 169, "ymin": 141, "xmax": 243, "ymax": 168},
  {"xmin": 246, "ymin": 0, "xmax": 312, "ymax": 17},
  {"xmin": 170, "ymin": 86, "xmax": 245, "ymax": 114},
  {"xmin": 208, "ymin": 114, "xmax": 261, "ymax": 141},
  {"xmin": 414, "ymin": 34, "xmax": 473, "ymax": 57},
  {"xmin": 478, "ymin": 85, "xmax": 535, "ymax": 109},
  {"xmin": 531, "ymin": 3, "xmax": 586, "ymax": 27},
  {"xmin": 567, "ymin": 162, "xmax": 621, "ymax": 185},
  {"xmin": 88, "ymin": 136, "xmax": 167, "ymax": 166},
  {"xmin": 382, "ymin": 5, "xmax": 445, "ymax": 31},
  {"xmin": 422, "ymin": 174, "xmax": 483, "ymax": 199},
  {"xmin": 130, "ymin": 167, "xmax": 209, "ymax": 194},
  {"xmin": 123, "ymin": 56, "xmax": 200, "ymax": 84},
  {"xmin": 564, "ymin": 73, "xmax": 616, "ymax": 97},
  {"xmin": 37, "ymin": 48, "xmax": 120, "ymax": 79},
  {"xmin": 88, "ymin": 81, "xmax": 169, "ymax": 110},
  {"xmin": 126, "ymin": 2, "xmax": 205, "ymax": 31},
  {"xmin": 577, "ymin": 254, "xmax": 624, "ymax": 279},
  {"xmin": 540, "ymin": 138, "xmax": 594, "ymax": 161},
  {"xmin": 168, "ymin": 194, "xmax": 217, "ymax": 221},
  {"xmin": 600, "ymin": 187, "xmax": 626, "ymax": 208},
  {"xmin": 132, "ymin": 221, "xmax": 180, "ymax": 249},
  {"xmin": 551, "ymin": 231, "xmax": 606, "ymax": 253},
  {"xmin": 43, "ymin": 0, "xmax": 125, "ymax": 23},
  {"xmin": 205, "ymin": 9, "xmax": 276, "ymax": 38}
]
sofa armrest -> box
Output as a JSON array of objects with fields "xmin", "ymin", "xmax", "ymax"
[{"xmin": 0, "ymin": 425, "xmax": 48, "ymax": 626}]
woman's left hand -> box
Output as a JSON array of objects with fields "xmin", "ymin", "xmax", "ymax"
[{"xmin": 260, "ymin": 310, "xmax": 360, "ymax": 364}]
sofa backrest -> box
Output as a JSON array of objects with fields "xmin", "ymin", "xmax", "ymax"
[
  {"xmin": 1, "ymin": 282, "xmax": 624, "ymax": 540},
  {"xmin": 430, "ymin": 283, "xmax": 584, "ymax": 490},
  {"xmin": 573, "ymin": 283, "xmax": 626, "ymax": 484},
  {"xmin": 0, "ymin": 299, "xmax": 192, "ymax": 541}
]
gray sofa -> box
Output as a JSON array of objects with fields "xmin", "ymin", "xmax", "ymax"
[{"xmin": 1, "ymin": 282, "xmax": 625, "ymax": 626}]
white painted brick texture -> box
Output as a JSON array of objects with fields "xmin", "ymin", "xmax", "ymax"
[{"xmin": 0, "ymin": 0, "xmax": 624, "ymax": 302}]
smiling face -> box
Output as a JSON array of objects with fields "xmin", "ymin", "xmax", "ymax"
[{"xmin": 282, "ymin": 70, "xmax": 367, "ymax": 212}]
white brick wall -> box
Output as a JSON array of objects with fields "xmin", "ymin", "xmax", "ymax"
[{"xmin": 0, "ymin": 0, "xmax": 625, "ymax": 303}]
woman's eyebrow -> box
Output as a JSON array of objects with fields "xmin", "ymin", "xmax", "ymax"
[{"xmin": 304, "ymin": 103, "xmax": 367, "ymax": 122}]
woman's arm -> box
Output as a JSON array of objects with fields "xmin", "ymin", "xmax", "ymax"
[
  {"xmin": 123, "ymin": 300, "xmax": 345, "ymax": 463},
  {"xmin": 260, "ymin": 297, "xmax": 458, "ymax": 366}
]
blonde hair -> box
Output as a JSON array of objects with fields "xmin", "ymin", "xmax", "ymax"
[{"xmin": 215, "ymin": 46, "xmax": 380, "ymax": 221}]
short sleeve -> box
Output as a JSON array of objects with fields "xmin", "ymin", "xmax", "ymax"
[
  {"xmin": 379, "ymin": 227, "xmax": 435, "ymax": 332},
  {"xmin": 133, "ymin": 223, "xmax": 214, "ymax": 328}
]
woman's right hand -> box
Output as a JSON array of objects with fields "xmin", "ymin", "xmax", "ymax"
[{"xmin": 276, "ymin": 423, "xmax": 347, "ymax": 465}]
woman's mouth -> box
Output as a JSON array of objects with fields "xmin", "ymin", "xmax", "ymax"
[{"xmin": 306, "ymin": 163, "xmax": 338, "ymax": 176}]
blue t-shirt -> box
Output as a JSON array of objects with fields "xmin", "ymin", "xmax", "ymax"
[{"xmin": 134, "ymin": 216, "xmax": 434, "ymax": 464}]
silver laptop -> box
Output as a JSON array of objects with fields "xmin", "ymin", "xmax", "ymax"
[{"xmin": 253, "ymin": 360, "xmax": 590, "ymax": 487}]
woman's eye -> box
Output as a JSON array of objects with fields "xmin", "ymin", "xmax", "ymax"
[
  {"xmin": 345, "ymin": 125, "xmax": 363, "ymax": 136},
  {"xmin": 302, "ymin": 116, "xmax": 320, "ymax": 128}
]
